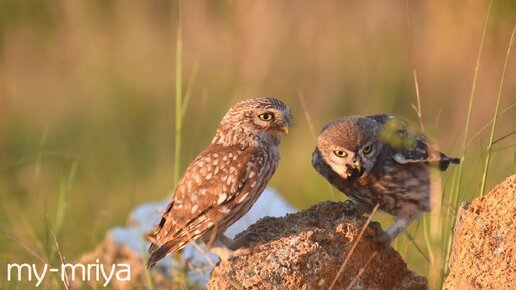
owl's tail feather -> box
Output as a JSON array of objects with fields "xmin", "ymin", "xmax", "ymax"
[
  {"xmin": 147, "ymin": 242, "xmax": 173, "ymax": 269},
  {"xmin": 439, "ymin": 155, "xmax": 460, "ymax": 171}
]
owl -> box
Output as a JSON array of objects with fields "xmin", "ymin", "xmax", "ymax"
[
  {"xmin": 312, "ymin": 115, "xmax": 459, "ymax": 245},
  {"xmin": 147, "ymin": 97, "xmax": 291, "ymax": 268}
]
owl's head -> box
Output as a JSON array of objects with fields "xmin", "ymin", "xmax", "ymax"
[
  {"xmin": 215, "ymin": 97, "xmax": 292, "ymax": 146},
  {"xmin": 313, "ymin": 116, "xmax": 382, "ymax": 179}
]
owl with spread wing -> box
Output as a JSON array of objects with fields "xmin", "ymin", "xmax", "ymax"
[{"xmin": 312, "ymin": 115, "xmax": 459, "ymax": 245}]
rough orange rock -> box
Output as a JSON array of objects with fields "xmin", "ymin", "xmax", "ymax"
[
  {"xmin": 443, "ymin": 174, "xmax": 515, "ymax": 289},
  {"xmin": 207, "ymin": 201, "xmax": 425, "ymax": 290}
]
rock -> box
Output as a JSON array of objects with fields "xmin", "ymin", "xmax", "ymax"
[
  {"xmin": 443, "ymin": 174, "xmax": 515, "ymax": 290},
  {"xmin": 207, "ymin": 201, "xmax": 426, "ymax": 290}
]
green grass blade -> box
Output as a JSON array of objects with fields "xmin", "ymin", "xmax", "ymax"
[
  {"xmin": 454, "ymin": 0, "xmax": 493, "ymax": 206},
  {"xmin": 479, "ymin": 25, "xmax": 516, "ymax": 196},
  {"xmin": 54, "ymin": 161, "xmax": 78, "ymax": 243},
  {"xmin": 173, "ymin": 0, "xmax": 183, "ymax": 188}
]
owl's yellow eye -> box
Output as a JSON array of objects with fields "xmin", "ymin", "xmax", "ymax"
[
  {"xmin": 333, "ymin": 150, "xmax": 347, "ymax": 158},
  {"xmin": 362, "ymin": 145, "xmax": 373, "ymax": 155},
  {"xmin": 258, "ymin": 113, "xmax": 274, "ymax": 121}
]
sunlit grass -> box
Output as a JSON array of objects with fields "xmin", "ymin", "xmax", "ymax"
[
  {"xmin": 173, "ymin": 0, "xmax": 184, "ymax": 188},
  {"xmin": 440, "ymin": 0, "xmax": 493, "ymax": 286},
  {"xmin": 480, "ymin": 25, "xmax": 516, "ymax": 197},
  {"xmin": 396, "ymin": 1, "xmax": 516, "ymax": 288}
]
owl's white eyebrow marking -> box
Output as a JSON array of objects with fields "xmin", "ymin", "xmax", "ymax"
[{"xmin": 217, "ymin": 193, "xmax": 227, "ymax": 205}]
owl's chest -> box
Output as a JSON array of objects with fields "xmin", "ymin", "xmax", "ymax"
[
  {"xmin": 340, "ymin": 159, "xmax": 430, "ymax": 210},
  {"xmin": 220, "ymin": 146, "xmax": 280, "ymax": 228}
]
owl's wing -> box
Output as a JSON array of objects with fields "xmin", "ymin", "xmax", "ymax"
[
  {"xmin": 147, "ymin": 144, "xmax": 265, "ymax": 266},
  {"xmin": 367, "ymin": 114, "xmax": 460, "ymax": 170},
  {"xmin": 366, "ymin": 114, "xmax": 398, "ymax": 125}
]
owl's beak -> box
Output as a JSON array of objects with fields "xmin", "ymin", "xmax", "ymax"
[
  {"xmin": 350, "ymin": 160, "xmax": 365, "ymax": 178},
  {"xmin": 353, "ymin": 160, "xmax": 362, "ymax": 172},
  {"xmin": 279, "ymin": 125, "xmax": 289, "ymax": 134}
]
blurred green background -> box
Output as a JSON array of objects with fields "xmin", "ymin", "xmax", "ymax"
[{"xmin": 0, "ymin": 0, "xmax": 515, "ymax": 288}]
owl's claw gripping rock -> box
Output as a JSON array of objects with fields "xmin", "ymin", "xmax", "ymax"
[
  {"xmin": 342, "ymin": 200, "xmax": 359, "ymax": 216},
  {"xmin": 234, "ymin": 232, "xmax": 261, "ymax": 248},
  {"xmin": 367, "ymin": 221, "xmax": 383, "ymax": 232},
  {"xmin": 219, "ymin": 232, "xmax": 260, "ymax": 251},
  {"xmin": 364, "ymin": 222, "xmax": 393, "ymax": 253},
  {"xmin": 370, "ymin": 232, "xmax": 394, "ymax": 254},
  {"xmin": 342, "ymin": 200, "xmax": 370, "ymax": 217}
]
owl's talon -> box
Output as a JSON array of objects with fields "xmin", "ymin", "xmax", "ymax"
[
  {"xmin": 367, "ymin": 221, "xmax": 383, "ymax": 232},
  {"xmin": 211, "ymin": 243, "xmax": 252, "ymax": 261},
  {"xmin": 238, "ymin": 232, "xmax": 261, "ymax": 245},
  {"xmin": 342, "ymin": 200, "xmax": 358, "ymax": 215},
  {"xmin": 233, "ymin": 247, "xmax": 252, "ymax": 257},
  {"xmin": 384, "ymin": 246, "xmax": 394, "ymax": 255},
  {"xmin": 342, "ymin": 200, "xmax": 365, "ymax": 217},
  {"xmin": 219, "ymin": 232, "xmax": 260, "ymax": 251},
  {"xmin": 209, "ymin": 246, "xmax": 235, "ymax": 261},
  {"xmin": 369, "ymin": 232, "xmax": 393, "ymax": 253}
]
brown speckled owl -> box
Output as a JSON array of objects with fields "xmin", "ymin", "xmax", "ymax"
[
  {"xmin": 312, "ymin": 115, "xmax": 459, "ymax": 245},
  {"xmin": 147, "ymin": 97, "xmax": 291, "ymax": 268}
]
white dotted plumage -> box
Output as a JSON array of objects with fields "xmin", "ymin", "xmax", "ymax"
[{"xmin": 147, "ymin": 97, "xmax": 291, "ymax": 268}]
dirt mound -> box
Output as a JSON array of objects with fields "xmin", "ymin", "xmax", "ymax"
[
  {"xmin": 207, "ymin": 201, "xmax": 425, "ymax": 290},
  {"xmin": 443, "ymin": 175, "xmax": 515, "ymax": 289}
]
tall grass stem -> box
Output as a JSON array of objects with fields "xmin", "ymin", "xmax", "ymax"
[
  {"xmin": 479, "ymin": 24, "xmax": 516, "ymax": 196},
  {"xmin": 454, "ymin": 0, "xmax": 493, "ymax": 206},
  {"xmin": 173, "ymin": 0, "xmax": 183, "ymax": 188}
]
